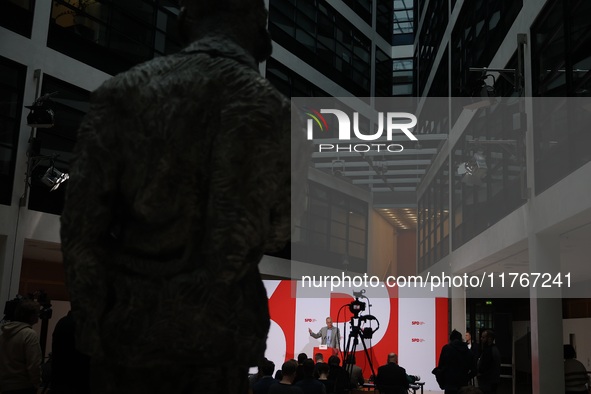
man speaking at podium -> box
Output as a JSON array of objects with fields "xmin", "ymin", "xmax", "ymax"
[{"xmin": 309, "ymin": 317, "xmax": 341, "ymax": 353}]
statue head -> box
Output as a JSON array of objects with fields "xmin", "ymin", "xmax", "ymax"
[{"xmin": 179, "ymin": 0, "xmax": 272, "ymax": 63}]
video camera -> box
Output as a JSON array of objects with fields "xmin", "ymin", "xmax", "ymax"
[
  {"xmin": 36, "ymin": 290, "xmax": 53, "ymax": 320},
  {"xmin": 349, "ymin": 297, "xmax": 366, "ymax": 317},
  {"xmin": 348, "ymin": 290, "xmax": 379, "ymax": 339}
]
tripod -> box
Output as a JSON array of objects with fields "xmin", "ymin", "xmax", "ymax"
[{"xmin": 342, "ymin": 315, "xmax": 377, "ymax": 382}]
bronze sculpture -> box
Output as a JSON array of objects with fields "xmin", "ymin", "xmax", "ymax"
[{"xmin": 60, "ymin": 1, "xmax": 306, "ymax": 392}]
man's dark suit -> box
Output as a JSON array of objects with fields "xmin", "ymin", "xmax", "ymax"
[{"xmin": 375, "ymin": 362, "xmax": 409, "ymax": 394}]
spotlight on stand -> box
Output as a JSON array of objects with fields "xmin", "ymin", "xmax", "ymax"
[
  {"xmin": 477, "ymin": 74, "xmax": 496, "ymax": 98},
  {"xmin": 457, "ymin": 152, "xmax": 487, "ymax": 185},
  {"xmin": 27, "ymin": 154, "xmax": 70, "ymax": 192},
  {"xmin": 25, "ymin": 92, "xmax": 57, "ymax": 128},
  {"xmin": 464, "ymin": 74, "xmax": 497, "ymax": 110},
  {"xmin": 41, "ymin": 165, "xmax": 69, "ymax": 191},
  {"xmin": 332, "ymin": 159, "xmax": 345, "ymax": 176}
]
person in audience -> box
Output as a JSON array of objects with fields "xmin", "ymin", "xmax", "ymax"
[
  {"xmin": 294, "ymin": 353, "xmax": 308, "ymax": 383},
  {"xmin": 295, "ymin": 359, "xmax": 325, "ymax": 394},
  {"xmin": 344, "ymin": 355, "xmax": 364, "ymax": 388},
  {"xmin": 269, "ymin": 360, "xmax": 303, "ymax": 393},
  {"xmin": 465, "ymin": 330, "xmax": 479, "ymax": 386},
  {"xmin": 465, "ymin": 330, "xmax": 479, "ymax": 359},
  {"xmin": 316, "ymin": 363, "xmax": 331, "ymax": 393},
  {"xmin": 253, "ymin": 359, "xmax": 277, "ymax": 394},
  {"xmin": 437, "ymin": 329, "xmax": 476, "ymax": 394},
  {"xmin": 313, "ymin": 353, "xmax": 325, "ymax": 378},
  {"xmin": 477, "ymin": 330, "xmax": 501, "ymax": 394},
  {"xmin": 458, "ymin": 386, "xmax": 484, "ymax": 394},
  {"xmin": 327, "ymin": 356, "xmax": 349, "ymax": 394},
  {"xmin": 564, "ymin": 344, "xmax": 590, "ymax": 394},
  {"xmin": 249, "ymin": 361, "xmax": 264, "ymax": 390},
  {"xmin": 375, "ymin": 353, "xmax": 409, "ymax": 394},
  {"xmin": 50, "ymin": 311, "xmax": 90, "ymax": 394},
  {"xmin": 0, "ymin": 299, "xmax": 42, "ymax": 394}
]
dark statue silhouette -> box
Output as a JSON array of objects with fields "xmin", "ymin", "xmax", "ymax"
[{"xmin": 60, "ymin": 1, "xmax": 307, "ymax": 392}]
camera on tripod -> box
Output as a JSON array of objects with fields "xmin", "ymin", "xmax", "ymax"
[
  {"xmin": 343, "ymin": 289, "xmax": 380, "ymax": 381},
  {"xmin": 348, "ymin": 290, "xmax": 378, "ymax": 339}
]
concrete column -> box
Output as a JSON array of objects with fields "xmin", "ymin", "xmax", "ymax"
[
  {"xmin": 451, "ymin": 285, "xmax": 466, "ymax": 334},
  {"xmin": 528, "ymin": 233, "xmax": 564, "ymax": 394}
]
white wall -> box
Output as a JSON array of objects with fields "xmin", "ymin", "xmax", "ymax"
[
  {"xmin": 368, "ymin": 210, "xmax": 397, "ymax": 278},
  {"xmin": 513, "ymin": 318, "xmax": 591, "ymax": 372}
]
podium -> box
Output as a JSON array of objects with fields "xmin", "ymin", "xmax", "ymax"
[{"xmin": 313, "ymin": 346, "xmax": 339, "ymax": 361}]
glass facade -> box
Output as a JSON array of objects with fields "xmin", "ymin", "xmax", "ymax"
[
  {"xmin": 533, "ymin": 97, "xmax": 591, "ymax": 195},
  {"xmin": 376, "ymin": 1, "xmax": 394, "ymax": 44},
  {"xmin": 269, "ymin": 0, "xmax": 371, "ymax": 96},
  {"xmin": 0, "ymin": 56, "xmax": 27, "ymax": 206},
  {"xmin": 418, "ymin": 159, "xmax": 449, "ymax": 271},
  {"xmin": 48, "ymin": 0, "xmax": 181, "ymax": 76},
  {"xmin": 450, "ymin": 0, "xmax": 522, "ymax": 97},
  {"xmin": 531, "ymin": 0, "xmax": 591, "ymax": 194},
  {"xmin": 414, "ymin": 0, "xmax": 527, "ymax": 264},
  {"xmin": 392, "ymin": 57, "xmax": 413, "ymax": 96},
  {"xmin": 415, "ymin": 0, "xmax": 447, "ymax": 96},
  {"xmin": 342, "ymin": 0, "xmax": 372, "ymax": 25},
  {"xmin": 392, "ymin": 0, "xmax": 414, "ymax": 46},
  {"xmin": 265, "ymin": 58, "xmax": 329, "ymax": 98},
  {"xmin": 375, "ymin": 46, "xmax": 392, "ymax": 97},
  {"xmin": 427, "ymin": 46, "xmax": 448, "ymax": 97},
  {"xmin": 1, "ymin": 0, "xmax": 35, "ymax": 38},
  {"xmin": 292, "ymin": 181, "xmax": 368, "ymax": 273},
  {"xmin": 451, "ymin": 100, "xmax": 527, "ymax": 250},
  {"xmin": 532, "ymin": 0, "xmax": 591, "ymax": 97}
]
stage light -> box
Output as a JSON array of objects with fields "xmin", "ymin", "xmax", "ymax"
[
  {"xmin": 458, "ymin": 152, "xmax": 487, "ymax": 186},
  {"xmin": 41, "ymin": 166, "xmax": 70, "ymax": 191},
  {"xmin": 25, "ymin": 93, "xmax": 57, "ymax": 128},
  {"xmin": 332, "ymin": 159, "xmax": 345, "ymax": 176},
  {"xmin": 478, "ymin": 75, "xmax": 496, "ymax": 98}
]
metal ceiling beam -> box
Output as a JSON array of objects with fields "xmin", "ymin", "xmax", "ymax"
[
  {"xmin": 314, "ymin": 159, "xmax": 431, "ymax": 168},
  {"xmin": 371, "ymin": 186, "xmax": 416, "ymax": 192},
  {"xmin": 341, "ymin": 169, "xmax": 425, "ymax": 176},
  {"xmin": 352, "ymin": 178, "xmax": 421, "ymax": 184},
  {"xmin": 312, "ymin": 148, "xmax": 438, "ymax": 158},
  {"xmin": 310, "ymin": 134, "xmax": 448, "ymax": 144}
]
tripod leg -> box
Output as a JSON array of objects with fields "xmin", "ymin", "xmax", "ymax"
[
  {"xmin": 344, "ymin": 334, "xmax": 358, "ymax": 379},
  {"xmin": 358, "ymin": 335, "xmax": 377, "ymax": 380},
  {"xmin": 343, "ymin": 332, "xmax": 356, "ymax": 366}
]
